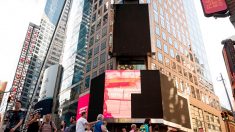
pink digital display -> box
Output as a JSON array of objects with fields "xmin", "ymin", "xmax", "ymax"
[
  {"xmin": 76, "ymin": 93, "xmax": 90, "ymax": 120},
  {"xmin": 103, "ymin": 70, "xmax": 141, "ymax": 118},
  {"xmin": 201, "ymin": 0, "xmax": 227, "ymax": 15}
]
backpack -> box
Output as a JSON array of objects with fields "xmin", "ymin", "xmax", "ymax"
[
  {"xmin": 139, "ymin": 124, "xmax": 149, "ymax": 132},
  {"xmin": 40, "ymin": 121, "xmax": 54, "ymax": 132}
]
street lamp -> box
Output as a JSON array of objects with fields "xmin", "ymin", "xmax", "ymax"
[{"xmin": 217, "ymin": 73, "xmax": 235, "ymax": 120}]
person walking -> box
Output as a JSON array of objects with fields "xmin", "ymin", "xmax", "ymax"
[
  {"xmin": 60, "ymin": 120, "xmax": 67, "ymax": 132},
  {"xmin": 65, "ymin": 116, "xmax": 76, "ymax": 132},
  {"xmin": 4, "ymin": 100, "xmax": 24, "ymax": 132},
  {"xmin": 140, "ymin": 118, "xmax": 152, "ymax": 132},
  {"xmin": 129, "ymin": 124, "xmax": 137, "ymax": 132},
  {"xmin": 94, "ymin": 114, "xmax": 107, "ymax": 132},
  {"xmin": 76, "ymin": 112, "xmax": 97, "ymax": 132},
  {"xmin": 26, "ymin": 112, "xmax": 41, "ymax": 132},
  {"xmin": 39, "ymin": 114, "xmax": 57, "ymax": 132}
]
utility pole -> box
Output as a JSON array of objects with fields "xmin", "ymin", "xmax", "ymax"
[{"xmin": 218, "ymin": 73, "xmax": 235, "ymax": 120}]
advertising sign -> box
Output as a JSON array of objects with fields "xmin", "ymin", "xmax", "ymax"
[
  {"xmin": 76, "ymin": 93, "xmax": 90, "ymax": 120},
  {"xmin": 201, "ymin": 0, "xmax": 228, "ymax": 17},
  {"xmin": 103, "ymin": 70, "xmax": 141, "ymax": 118}
]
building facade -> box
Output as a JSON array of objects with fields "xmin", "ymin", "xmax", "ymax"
[
  {"xmin": 84, "ymin": 0, "xmax": 224, "ymax": 131},
  {"xmin": 59, "ymin": 0, "xmax": 225, "ymax": 131},
  {"xmin": 7, "ymin": 23, "xmax": 40, "ymax": 109},
  {"xmin": 30, "ymin": 0, "xmax": 72, "ymax": 108},
  {"xmin": 58, "ymin": 0, "xmax": 91, "ymax": 123}
]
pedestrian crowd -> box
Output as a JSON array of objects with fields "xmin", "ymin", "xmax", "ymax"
[{"xmin": 3, "ymin": 100, "xmax": 154, "ymax": 132}]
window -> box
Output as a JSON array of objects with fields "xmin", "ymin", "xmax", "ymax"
[
  {"xmin": 94, "ymin": 46, "xmax": 99, "ymax": 55},
  {"xmin": 99, "ymin": 66, "xmax": 105, "ymax": 74},
  {"xmin": 153, "ymin": 2, "xmax": 158, "ymax": 11},
  {"xmin": 156, "ymin": 39, "xmax": 161, "ymax": 49},
  {"xmin": 102, "ymin": 13, "xmax": 108, "ymax": 24},
  {"xmin": 85, "ymin": 75, "xmax": 90, "ymax": 88},
  {"xmin": 86, "ymin": 62, "xmax": 91, "ymax": 73},
  {"xmin": 174, "ymin": 41, "xmax": 178, "ymax": 49},
  {"xmin": 89, "ymin": 37, "xmax": 94, "ymax": 47},
  {"xmin": 157, "ymin": 52, "xmax": 163, "ymax": 63},
  {"xmin": 104, "ymin": 2, "xmax": 108, "ymax": 13},
  {"xmin": 90, "ymin": 25, "xmax": 95, "ymax": 35},
  {"xmin": 165, "ymin": 58, "xmax": 170, "ymax": 67},
  {"xmin": 168, "ymin": 37, "xmax": 172, "ymax": 45},
  {"xmin": 170, "ymin": 49, "xmax": 174, "ymax": 58},
  {"xmin": 160, "ymin": 16, "xmax": 165, "ymax": 28},
  {"xmin": 93, "ymin": 57, "xmax": 99, "ymax": 68},
  {"xmin": 96, "ymin": 17, "xmax": 101, "ymax": 28},
  {"xmin": 100, "ymin": 52, "xmax": 106, "ymax": 64},
  {"xmin": 102, "ymin": 26, "xmax": 107, "ymax": 37},
  {"xmin": 101, "ymin": 39, "xmax": 106, "ymax": 50},
  {"xmin": 92, "ymin": 71, "xmax": 97, "ymax": 78},
  {"xmin": 88, "ymin": 49, "xmax": 93, "ymax": 59},
  {"xmin": 154, "ymin": 11, "xmax": 159, "ymax": 23},
  {"xmin": 163, "ymin": 44, "xmax": 168, "ymax": 54},
  {"xmin": 92, "ymin": 13, "xmax": 96, "ymax": 23},
  {"xmin": 155, "ymin": 25, "xmax": 160, "ymax": 36},
  {"xmin": 160, "ymin": 7, "xmax": 163, "ymax": 16},
  {"xmin": 162, "ymin": 32, "xmax": 166, "ymax": 40},
  {"xmin": 95, "ymin": 31, "xmax": 101, "ymax": 42},
  {"xmin": 167, "ymin": 22, "xmax": 170, "ymax": 33}
]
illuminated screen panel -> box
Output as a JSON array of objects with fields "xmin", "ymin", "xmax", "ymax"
[
  {"xmin": 201, "ymin": 0, "xmax": 227, "ymax": 16},
  {"xmin": 76, "ymin": 94, "xmax": 90, "ymax": 120},
  {"xmin": 104, "ymin": 70, "xmax": 141, "ymax": 118}
]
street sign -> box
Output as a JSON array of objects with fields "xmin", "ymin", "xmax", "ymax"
[{"xmin": 201, "ymin": 0, "xmax": 228, "ymax": 17}]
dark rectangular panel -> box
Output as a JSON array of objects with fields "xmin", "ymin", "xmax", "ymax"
[
  {"xmin": 113, "ymin": 4, "xmax": 151, "ymax": 57},
  {"xmin": 178, "ymin": 96, "xmax": 191, "ymax": 128},
  {"xmin": 160, "ymin": 75, "xmax": 180, "ymax": 125},
  {"xmin": 87, "ymin": 73, "xmax": 105, "ymax": 122},
  {"xmin": 131, "ymin": 70, "xmax": 163, "ymax": 118}
]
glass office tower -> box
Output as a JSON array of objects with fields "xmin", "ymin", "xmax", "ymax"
[{"xmin": 59, "ymin": 0, "xmax": 91, "ymax": 123}]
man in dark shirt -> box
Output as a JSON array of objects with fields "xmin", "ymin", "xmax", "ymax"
[
  {"xmin": 65, "ymin": 116, "xmax": 76, "ymax": 132},
  {"xmin": 5, "ymin": 100, "xmax": 24, "ymax": 132}
]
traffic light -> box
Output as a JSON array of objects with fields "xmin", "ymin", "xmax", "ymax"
[
  {"xmin": 221, "ymin": 111, "xmax": 229, "ymax": 121},
  {"xmin": 221, "ymin": 112, "xmax": 225, "ymax": 121}
]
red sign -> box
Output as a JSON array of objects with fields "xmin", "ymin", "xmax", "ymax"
[
  {"xmin": 103, "ymin": 70, "xmax": 141, "ymax": 118},
  {"xmin": 201, "ymin": 0, "xmax": 227, "ymax": 16},
  {"xmin": 76, "ymin": 93, "xmax": 90, "ymax": 120}
]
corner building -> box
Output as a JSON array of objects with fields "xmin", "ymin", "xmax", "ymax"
[
  {"xmin": 60, "ymin": 0, "xmax": 225, "ymax": 131},
  {"xmin": 85, "ymin": 0, "xmax": 225, "ymax": 131}
]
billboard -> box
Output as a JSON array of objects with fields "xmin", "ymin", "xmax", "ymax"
[
  {"xmin": 104, "ymin": 70, "xmax": 141, "ymax": 118},
  {"xmin": 88, "ymin": 70, "xmax": 191, "ymax": 129},
  {"xmin": 76, "ymin": 93, "xmax": 90, "ymax": 120},
  {"xmin": 201, "ymin": 0, "xmax": 228, "ymax": 17}
]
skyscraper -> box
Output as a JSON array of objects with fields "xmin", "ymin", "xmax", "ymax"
[
  {"xmin": 58, "ymin": 0, "xmax": 91, "ymax": 122},
  {"xmin": 30, "ymin": 0, "xmax": 72, "ymax": 107},
  {"xmin": 7, "ymin": 23, "xmax": 40, "ymax": 109},
  {"xmin": 60, "ymin": 0, "xmax": 225, "ymax": 131}
]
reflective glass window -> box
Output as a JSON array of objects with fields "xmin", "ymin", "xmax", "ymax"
[
  {"xmin": 158, "ymin": 52, "xmax": 163, "ymax": 63},
  {"xmin": 170, "ymin": 49, "xmax": 174, "ymax": 58},
  {"xmin": 156, "ymin": 39, "xmax": 161, "ymax": 49},
  {"xmin": 164, "ymin": 44, "xmax": 168, "ymax": 54},
  {"xmin": 93, "ymin": 57, "xmax": 98, "ymax": 68},
  {"xmin": 155, "ymin": 25, "xmax": 160, "ymax": 36},
  {"xmin": 100, "ymin": 52, "xmax": 106, "ymax": 64},
  {"xmin": 162, "ymin": 32, "xmax": 166, "ymax": 41}
]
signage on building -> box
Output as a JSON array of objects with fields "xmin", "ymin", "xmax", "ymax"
[
  {"xmin": 201, "ymin": 0, "xmax": 228, "ymax": 17},
  {"xmin": 104, "ymin": 70, "xmax": 141, "ymax": 118},
  {"xmin": 76, "ymin": 93, "xmax": 90, "ymax": 120}
]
